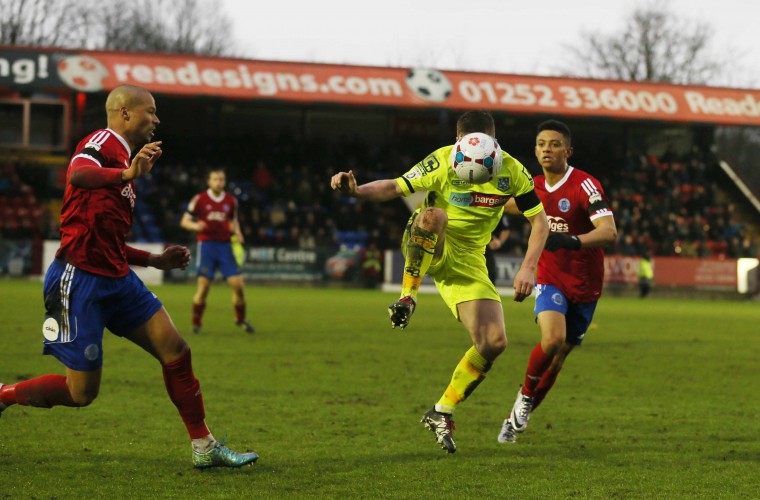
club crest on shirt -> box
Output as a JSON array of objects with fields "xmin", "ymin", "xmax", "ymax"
[
  {"xmin": 497, "ymin": 178, "xmax": 510, "ymax": 192},
  {"xmin": 558, "ymin": 198, "xmax": 571, "ymax": 212}
]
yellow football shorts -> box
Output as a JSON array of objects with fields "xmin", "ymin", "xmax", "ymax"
[{"xmin": 402, "ymin": 212, "xmax": 500, "ymax": 320}]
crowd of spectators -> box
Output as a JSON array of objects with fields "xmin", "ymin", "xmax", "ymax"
[
  {"xmin": 1, "ymin": 134, "xmax": 758, "ymax": 262},
  {"xmin": 607, "ymin": 146, "xmax": 758, "ymax": 259},
  {"xmin": 499, "ymin": 145, "xmax": 759, "ymax": 260}
]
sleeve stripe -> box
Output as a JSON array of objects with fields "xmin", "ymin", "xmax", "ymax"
[
  {"xmin": 70, "ymin": 153, "xmax": 102, "ymax": 168},
  {"xmin": 590, "ymin": 210, "xmax": 613, "ymax": 222},
  {"xmin": 89, "ymin": 130, "xmax": 110, "ymax": 146},
  {"xmin": 400, "ymin": 176, "xmax": 415, "ymax": 193},
  {"xmin": 581, "ymin": 178, "xmax": 598, "ymax": 196}
]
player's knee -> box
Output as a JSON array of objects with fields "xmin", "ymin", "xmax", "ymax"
[
  {"xmin": 489, "ymin": 334, "xmax": 508, "ymax": 356},
  {"xmin": 418, "ymin": 207, "xmax": 447, "ymax": 232},
  {"xmin": 541, "ymin": 334, "xmax": 565, "ymax": 354},
  {"xmin": 477, "ymin": 329, "xmax": 507, "ymax": 360}
]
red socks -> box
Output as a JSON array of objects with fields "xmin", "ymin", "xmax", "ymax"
[
  {"xmin": 161, "ymin": 349, "xmax": 210, "ymax": 439},
  {"xmin": 532, "ymin": 370, "xmax": 561, "ymax": 411},
  {"xmin": 234, "ymin": 303, "xmax": 246, "ymax": 323},
  {"xmin": 522, "ymin": 343, "xmax": 554, "ymax": 396},
  {"xmin": 192, "ymin": 303, "xmax": 206, "ymax": 327},
  {"xmin": 2, "ymin": 354, "xmax": 211, "ymax": 442},
  {"xmin": 0, "ymin": 374, "xmax": 77, "ymax": 408}
]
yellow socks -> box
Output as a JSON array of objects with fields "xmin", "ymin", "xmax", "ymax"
[
  {"xmin": 435, "ymin": 346, "xmax": 492, "ymax": 414},
  {"xmin": 400, "ymin": 225, "xmax": 438, "ymax": 299}
]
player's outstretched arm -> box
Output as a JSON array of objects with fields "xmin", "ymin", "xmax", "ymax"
[
  {"xmin": 513, "ymin": 208, "xmax": 549, "ymax": 302},
  {"xmin": 122, "ymin": 141, "xmax": 163, "ymax": 182},
  {"xmin": 330, "ymin": 170, "xmax": 402, "ymax": 202}
]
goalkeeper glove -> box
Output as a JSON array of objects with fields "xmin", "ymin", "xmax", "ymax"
[{"xmin": 545, "ymin": 233, "xmax": 581, "ymax": 252}]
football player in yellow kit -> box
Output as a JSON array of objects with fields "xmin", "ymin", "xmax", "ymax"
[{"xmin": 330, "ymin": 110, "xmax": 549, "ymax": 453}]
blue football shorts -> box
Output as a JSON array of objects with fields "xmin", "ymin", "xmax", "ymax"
[
  {"xmin": 534, "ymin": 283, "xmax": 598, "ymax": 346},
  {"xmin": 41, "ymin": 258, "xmax": 163, "ymax": 371},
  {"xmin": 196, "ymin": 240, "xmax": 240, "ymax": 279}
]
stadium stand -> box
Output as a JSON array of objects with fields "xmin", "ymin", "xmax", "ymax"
[{"xmin": 1, "ymin": 135, "xmax": 758, "ymax": 261}]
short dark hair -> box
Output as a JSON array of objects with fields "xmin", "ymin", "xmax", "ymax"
[
  {"xmin": 537, "ymin": 120, "xmax": 571, "ymax": 146},
  {"xmin": 457, "ymin": 110, "xmax": 495, "ymax": 137},
  {"xmin": 206, "ymin": 167, "xmax": 226, "ymax": 179}
]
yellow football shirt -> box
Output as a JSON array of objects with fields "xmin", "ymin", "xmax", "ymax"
[{"xmin": 395, "ymin": 145, "xmax": 543, "ymax": 250}]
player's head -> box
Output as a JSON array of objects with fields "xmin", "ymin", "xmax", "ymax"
[
  {"xmin": 456, "ymin": 110, "xmax": 496, "ymax": 141},
  {"xmin": 206, "ymin": 168, "xmax": 227, "ymax": 194},
  {"xmin": 105, "ymin": 85, "xmax": 159, "ymax": 149},
  {"xmin": 535, "ymin": 119, "xmax": 573, "ymax": 171}
]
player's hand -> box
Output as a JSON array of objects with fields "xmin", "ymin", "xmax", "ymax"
[
  {"xmin": 123, "ymin": 141, "xmax": 163, "ymax": 181},
  {"xmin": 545, "ymin": 233, "xmax": 581, "ymax": 252},
  {"xmin": 330, "ymin": 170, "xmax": 357, "ymax": 195},
  {"xmin": 488, "ymin": 237, "xmax": 503, "ymax": 250},
  {"xmin": 196, "ymin": 220, "xmax": 207, "ymax": 232},
  {"xmin": 512, "ymin": 268, "xmax": 534, "ymax": 302},
  {"xmin": 151, "ymin": 245, "xmax": 191, "ymax": 270}
]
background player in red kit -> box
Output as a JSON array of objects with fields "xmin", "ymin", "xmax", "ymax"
[
  {"xmin": 498, "ymin": 119, "xmax": 617, "ymax": 443},
  {"xmin": 180, "ymin": 168, "xmax": 255, "ymax": 334},
  {"xmin": 0, "ymin": 84, "xmax": 258, "ymax": 468}
]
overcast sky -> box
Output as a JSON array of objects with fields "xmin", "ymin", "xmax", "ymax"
[{"xmin": 219, "ymin": 0, "xmax": 758, "ymax": 88}]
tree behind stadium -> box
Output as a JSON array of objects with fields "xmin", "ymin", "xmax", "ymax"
[
  {"xmin": 0, "ymin": 0, "xmax": 235, "ymax": 56},
  {"xmin": 562, "ymin": 4, "xmax": 722, "ymax": 85}
]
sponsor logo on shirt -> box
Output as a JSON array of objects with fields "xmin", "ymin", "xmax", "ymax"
[
  {"xmin": 418, "ymin": 155, "xmax": 440, "ymax": 173},
  {"xmin": 207, "ymin": 211, "xmax": 227, "ymax": 221},
  {"xmin": 547, "ymin": 215, "xmax": 569, "ymax": 232},
  {"xmin": 121, "ymin": 184, "xmax": 135, "ymax": 209},
  {"xmin": 449, "ymin": 192, "xmax": 509, "ymax": 207},
  {"xmin": 404, "ymin": 166, "xmax": 423, "ymax": 180}
]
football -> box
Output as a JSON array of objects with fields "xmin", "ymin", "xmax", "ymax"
[
  {"xmin": 405, "ymin": 68, "xmax": 453, "ymax": 103},
  {"xmin": 450, "ymin": 132, "xmax": 503, "ymax": 184}
]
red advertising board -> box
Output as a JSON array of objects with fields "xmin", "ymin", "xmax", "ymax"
[
  {"xmin": 604, "ymin": 255, "xmax": 641, "ymax": 285},
  {"xmin": 3, "ymin": 46, "xmax": 760, "ymax": 126},
  {"xmin": 653, "ymin": 257, "xmax": 738, "ymax": 289},
  {"xmin": 603, "ymin": 255, "xmax": 738, "ymax": 290}
]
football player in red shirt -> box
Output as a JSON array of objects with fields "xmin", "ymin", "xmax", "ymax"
[
  {"xmin": 498, "ymin": 120, "xmax": 617, "ymax": 443},
  {"xmin": 0, "ymin": 85, "xmax": 258, "ymax": 468},
  {"xmin": 180, "ymin": 168, "xmax": 254, "ymax": 334}
]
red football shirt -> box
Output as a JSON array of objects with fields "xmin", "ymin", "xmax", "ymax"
[
  {"xmin": 187, "ymin": 190, "xmax": 237, "ymax": 242},
  {"xmin": 56, "ymin": 129, "xmax": 136, "ymax": 277},
  {"xmin": 535, "ymin": 166, "xmax": 613, "ymax": 303}
]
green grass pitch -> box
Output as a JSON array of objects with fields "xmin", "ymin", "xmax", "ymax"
[{"xmin": 0, "ymin": 279, "xmax": 758, "ymax": 498}]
